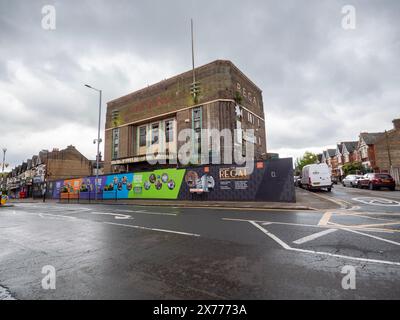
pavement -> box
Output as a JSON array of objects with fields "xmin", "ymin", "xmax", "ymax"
[
  {"xmin": 6, "ymin": 188, "xmax": 340, "ymax": 211},
  {"xmin": 1, "ymin": 184, "xmax": 400, "ymax": 299}
]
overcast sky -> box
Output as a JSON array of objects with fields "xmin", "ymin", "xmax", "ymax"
[{"xmin": 1, "ymin": 0, "xmax": 399, "ymax": 170}]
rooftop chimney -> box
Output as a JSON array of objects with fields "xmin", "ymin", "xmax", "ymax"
[{"xmin": 393, "ymin": 118, "xmax": 400, "ymax": 130}]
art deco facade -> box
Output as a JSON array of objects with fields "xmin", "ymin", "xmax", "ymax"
[{"xmin": 104, "ymin": 60, "xmax": 267, "ymax": 173}]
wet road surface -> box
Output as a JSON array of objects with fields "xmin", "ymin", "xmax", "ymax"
[{"xmin": 1, "ymin": 194, "xmax": 400, "ymax": 299}]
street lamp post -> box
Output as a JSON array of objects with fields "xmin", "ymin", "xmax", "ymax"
[
  {"xmin": 1, "ymin": 148, "xmax": 7, "ymax": 191},
  {"xmin": 85, "ymin": 84, "xmax": 102, "ymax": 200}
]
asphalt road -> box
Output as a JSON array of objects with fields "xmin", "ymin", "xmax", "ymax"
[{"xmin": 1, "ymin": 187, "xmax": 400, "ymax": 300}]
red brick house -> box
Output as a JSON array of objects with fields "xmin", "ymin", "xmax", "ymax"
[{"xmin": 356, "ymin": 132, "xmax": 384, "ymax": 172}]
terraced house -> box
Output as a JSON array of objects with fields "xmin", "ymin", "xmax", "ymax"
[
  {"xmin": 321, "ymin": 149, "xmax": 337, "ymax": 177},
  {"xmin": 104, "ymin": 60, "xmax": 267, "ymax": 173},
  {"xmin": 355, "ymin": 132, "xmax": 384, "ymax": 171},
  {"xmin": 335, "ymin": 141, "xmax": 358, "ymax": 177}
]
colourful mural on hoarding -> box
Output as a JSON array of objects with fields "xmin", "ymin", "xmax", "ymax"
[
  {"xmin": 50, "ymin": 159, "xmax": 296, "ymax": 203},
  {"xmin": 101, "ymin": 169, "xmax": 185, "ymax": 199},
  {"xmin": 103, "ymin": 173, "xmax": 133, "ymax": 199},
  {"xmin": 79, "ymin": 176, "xmax": 106, "ymax": 199},
  {"xmin": 129, "ymin": 169, "xmax": 185, "ymax": 199}
]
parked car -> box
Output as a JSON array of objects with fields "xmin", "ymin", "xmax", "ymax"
[
  {"xmin": 294, "ymin": 176, "xmax": 302, "ymax": 187},
  {"xmin": 342, "ymin": 175, "xmax": 363, "ymax": 188},
  {"xmin": 357, "ymin": 173, "xmax": 396, "ymax": 191},
  {"xmin": 301, "ymin": 163, "xmax": 332, "ymax": 192}
]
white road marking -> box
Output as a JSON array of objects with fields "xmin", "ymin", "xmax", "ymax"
[
  {"xmin": 224, "ymin": 218, "xmax": 396, "ymax": 233},
  {"xmin": 115, "ymin": 209, "xmax": 176, "ymax": 216},
  {"xmin": 352, "ymin": 197, "xmax": 400, "ymax": 207},
  {"xmin": 38, "ymin": 213, "xmax": 77, "ymax": 220},
  {"xmin": 341, "ymin": 228, "xmax": 400, "ymax": 247},
  {"xmin": 293, "ymin": 228, "xmax": 338, "ymax": 245},
  {"xmin": 104, "ymin": 222, "xmax": 200, "ymax": 237},
  {"xmin": 348, "ymin": 206, "xmax": 361, "ymax": 211},
  {"xmin": 248, "ymin": 221, "xmax": 400, "ymax": 267},
  {"xmin": 347, "ymin": 221, "xmax": 400, "ymax": 229},
  {"xmin": 87, "ymin": 212, "xmax": 132, "ymax": 220},
  {"xmin": 249, "ymin": 221, "xmax": 290, "ymax": 249}
]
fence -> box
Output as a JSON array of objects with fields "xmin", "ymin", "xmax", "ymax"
[{"xmin": 54, "ymin": 158, "xmax": 296, "ymax": 203}]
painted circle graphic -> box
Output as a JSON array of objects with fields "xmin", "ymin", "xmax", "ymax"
[
  {"xmin": 126, "ymin": 183, "xmax": 132, "ymax": 191},
  {"xmin": 185, "ymin": 171, "xmax": 198, "ymax": 188},
  {"xmin": 155, "ymin": 180, "xmax": 162, "ymax": 190},
  {"xmin": 144, "ymin": 181, "xmax": 151, "ymax": 190},
  {"xmin": 167, "ymin": 180, "xmax": 175, "ymax": 190},
  {"xmin": 161, "ymin": 173, "xmax": 169, "ymax": 183},
  {"xmin": 149, "ymin": 174, "xmax": 156, "ymax": 183}
]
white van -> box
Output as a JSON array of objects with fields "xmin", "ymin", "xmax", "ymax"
[{"xmin": 301, "ymin": 163, "xmax": 332, "ymax": 192}]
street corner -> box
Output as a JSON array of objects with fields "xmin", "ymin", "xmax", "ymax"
[{"xmin": 242, "ymin": 213, "xmax": 400, "ymax": 267}]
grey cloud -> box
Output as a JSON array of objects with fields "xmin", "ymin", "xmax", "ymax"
[{"xmin": 0, "ymin": 0, "xmax": 399, "ymax": 167}]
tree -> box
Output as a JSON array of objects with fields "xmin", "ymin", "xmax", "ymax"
[
  {"xmin": 342, "ymin": 162, "xmax": 364, "ymax": 176},
  {"xmin": 295, "ymin": 151, "xmax": 318, "ymax": 174}
]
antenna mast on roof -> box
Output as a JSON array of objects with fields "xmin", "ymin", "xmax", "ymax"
[{"xmin": 191, "ymin": 18, "xmax": 195, "ymax": 84}]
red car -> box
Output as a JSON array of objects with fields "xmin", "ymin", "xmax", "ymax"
[{"xmin": 357, "ymin": 173, "xmax": 396, "ymax": 191}]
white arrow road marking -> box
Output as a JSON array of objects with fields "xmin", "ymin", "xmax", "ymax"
[
  {"xmin": 248, "ymin": 221, "xmax": 400, "ymax": 267},
  {"xmin": 293, "ymin": 228, "xmax": 338, "ymax": 245},
  {"xmin": 88, "ymin": 212, "xmax": 132, "ymax": 220},
  {"xmin": 104, "ymin": 222, "xmax": 200, "ymax": 237}
]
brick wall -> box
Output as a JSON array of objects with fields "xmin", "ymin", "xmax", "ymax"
[
  {"xmin": 47, "ymin": 146, "xmax": 91, "ymax": 181},
  {"xmin": 104, "ymin": 60, "xmax": 266, "ymax": 172},
  {"xmin": 375, "ymin": 129, "xmax": 400, "ymax": 171}
]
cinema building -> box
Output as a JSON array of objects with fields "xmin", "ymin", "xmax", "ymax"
[{"xmin": 104, "ymin": 60, "xmax": 267, "ymax": 173}]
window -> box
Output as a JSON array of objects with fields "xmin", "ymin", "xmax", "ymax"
[
  {"xmin": 247, "ymin": 112, "xmax": 255, "ymax": 124},
  {"xmin": 151, "ymin": 123, "xmax": 159, "ymax": 145},
  {"xmin": 375, "ymin": 174, "xmax": 391, "ymax": 179},
  {"xmin": 139, "ymin": 126, "xmax": 146, "ymax": 147},
  {"xmin": 112, "ymin": 128, "xmax": 119, "ymax": 159},
  {"xmin": 361, "ymin": 146, "xmax": 368, "ymax": 159},
  {"xmin": 165, "ymin": 120, "xmax": 174, "ymax": 143},
  {"xmin": 192, "ymin": 107, "xmax": 202, "ymax": 157},
  {"xmin": 236, "ymin": 120, "xmax": 242, "ymax": 143}
]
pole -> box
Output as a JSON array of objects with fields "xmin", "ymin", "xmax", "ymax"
[
  {"xmin": 1, "ymin": 148, "xmax": 6, "ymax": 190},
  {"xmin": 85, "ymin": 84, "xmax": 102, "ymax": 200},
  {"xmin": 95, "ymin": 90, "xmax": 102, "ymax": 200},
  {"xmin": 191, "ymin": 18, "xmax": 195, "ymax": 85},
  {"xmin": 43, "ymin": 151, "xmax": 48, "ymax": 202}
]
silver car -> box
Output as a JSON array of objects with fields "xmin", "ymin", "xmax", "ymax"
[{"xmin": 342, "ymin": 175, "xmax": 363, "ymax": 187}]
